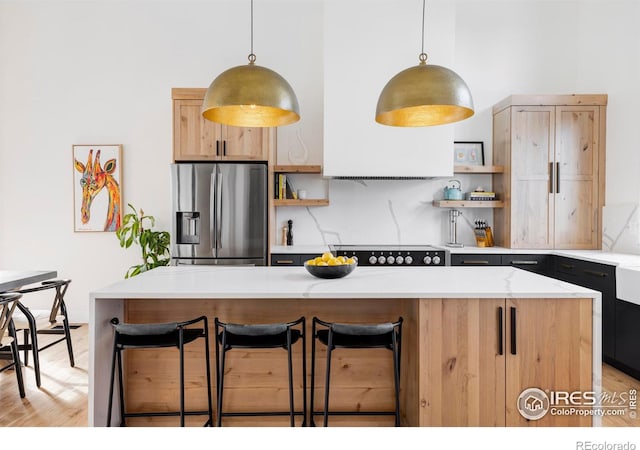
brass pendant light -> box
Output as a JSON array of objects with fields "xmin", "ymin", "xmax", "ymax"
[
  {"xmin": 376, "ymin": 0, "xmax": 474, "ymax": 127},
  {"xmin": 202, "ymin": 0, "xmax": 300, "ymax": 127}
]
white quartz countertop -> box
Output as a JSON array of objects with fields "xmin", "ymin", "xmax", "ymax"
[
  {"xmin": 90, "ymin": 266, "xmax": 599, "ymax": 300},
  {"xmin": 555, "ymin": 250, "xmax": 640, "ymax": 266}
]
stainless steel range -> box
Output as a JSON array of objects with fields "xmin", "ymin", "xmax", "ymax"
[{"xmin": 330, "ymin": 245, "xmax": 449, "ymax": 266}]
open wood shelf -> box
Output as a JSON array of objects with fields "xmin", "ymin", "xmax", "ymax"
[
  {"xmin": 453, "ymin": 165, "xmax": 504, "ymax": 174},
  {"xmin": 273, "ymin": 164, "xmax": 328, "ymax": 206},
  {"xmin": 274, "ymin": 199, "xmax": 329, "ymax": 207},
  {"xmin": 274, "ymin": 164, "xmax": 322, "ymax": 173},
  {"xmin": 432, "ymin": 200, "xmax": 504, "ymax": 208}
]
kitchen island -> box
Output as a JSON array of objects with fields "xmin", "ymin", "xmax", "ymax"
[{"xmin": 89, "ymin": 266, "xmax": 601, "ymax": 427}]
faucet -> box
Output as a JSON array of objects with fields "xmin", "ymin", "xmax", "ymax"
[{"xmin": 446, "ymin": 209, "xmax": 464, "ymax": 248}]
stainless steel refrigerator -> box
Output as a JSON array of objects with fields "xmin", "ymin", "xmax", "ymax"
[{"xmin": 171, "ymin": 162, "xmax": 268, "ymax": 266}]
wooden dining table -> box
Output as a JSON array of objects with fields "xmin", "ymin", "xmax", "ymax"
[{"xmin": 0, "ymin": 270, "xmax": 57, "ymax": 292}]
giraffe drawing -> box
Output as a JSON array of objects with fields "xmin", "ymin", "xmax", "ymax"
[{"xmin": 74, "ymin": 149, "xmax": 121, "ymax": 232}]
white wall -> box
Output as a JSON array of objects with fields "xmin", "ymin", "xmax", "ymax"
[
  {"xmin": 0, "ymin": 0, "xmax": 320, "ymax": 321},
  {"xmin": 2, "ymin": 0, "xmax": 639, "ymax": 321}
]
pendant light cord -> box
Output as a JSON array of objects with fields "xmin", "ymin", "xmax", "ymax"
[
  {"xmin": 249, "ymin": 0, "xmax": 256, "ymax": 63},
  {"xmin": 419, "ymin": 0, "xmax": 427, "ymax": 64}
]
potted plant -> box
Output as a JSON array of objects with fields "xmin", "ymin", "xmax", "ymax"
[{"xmin": 116, "ymin": 203, "xmax": 171, "ymax": 278}]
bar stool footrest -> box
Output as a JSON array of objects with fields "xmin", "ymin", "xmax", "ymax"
[
  {"xmin": 123, "ymin": 410, "xmax": 212, "ymax": 418},
  {"xmin": 311, "ymin": 411, "xmax": 398, "ymax": 416},
  {"xmin": 220, "ymin": 411, "xmax": 306, "ymax": 417}
]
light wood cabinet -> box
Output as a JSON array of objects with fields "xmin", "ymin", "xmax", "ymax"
[
  {"xmin": 492, "ymin": 95, "xmax": 607, "ymax": 249},
  {"xmin": 418, "ymin": 297, "xmax": 592, "ymax": 426},
  {"xmin": 172, "ymin": 88, "xmax": 272, "ymax": 162}
]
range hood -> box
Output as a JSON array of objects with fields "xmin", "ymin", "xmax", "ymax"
[{"xmin": 322, "ymin": 123, "xmax": 455, "ymax": 178}]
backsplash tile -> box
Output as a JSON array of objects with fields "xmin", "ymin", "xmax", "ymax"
[
  {"xmin": 602, "ymin": 203, "xmax": 640, "ymax": 255},
  {"xmin": 275, "ymin": 179, "xmax": 493, "ymax": 247}
]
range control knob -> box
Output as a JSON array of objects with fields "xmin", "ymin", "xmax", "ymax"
[
  {"xmin": 423, "ymin": 256, "xmax": 432, "ymax": 265},
  {"xmin": 378, "ymin": 256, "xmax": 387, "ymax": 264},
  {"xmin": 404, "ymin": 255, "xmax": 413, "ymax": 265},
  {"xmin": 368, "ymin": 256, "xmax": 377, "ymax": 265},
  {"xmin": 387, "ymin": 256, "xmax": 395, "ymax": 264},
  {"xmin": 352, "ymin": 256, "xmax": 358, "ymax": 263},
  {"xmin": 432, "ymin": 255, "xmax": 441, "ymax": 265},
  {"xmin": 395, "ymin": 256, "xmax": 404, "ymax": 264}
]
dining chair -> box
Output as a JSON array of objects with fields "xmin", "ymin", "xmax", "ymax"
[
  {"xmin": 0, "ymin": 293, "xmax": 26, "ymax": 398},
  {"xmin": 12, "ymin": 279, "xmax": 74, "ymax": 387}
]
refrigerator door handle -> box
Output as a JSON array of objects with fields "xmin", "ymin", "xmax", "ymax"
[
  {"xmin": 216, "ymin": 166, "xmax": 223, "ymax": 251},
  {"xmin": 210, "ymin": 171, "xmax": 217, "ymax": 255}
]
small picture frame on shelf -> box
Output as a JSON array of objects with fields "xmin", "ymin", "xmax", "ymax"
[{"xmin": 454, "ymin": 141, "xmax": 484, "ymax": 166}]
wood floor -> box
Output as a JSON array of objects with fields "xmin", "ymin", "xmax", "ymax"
[
  {"xmin": 1, "ymin": 324, "xmax": 638, "ymax": 427},
  {"xmin": 0, "ymin": 323, "xmax": 88, "ymax": 426}
]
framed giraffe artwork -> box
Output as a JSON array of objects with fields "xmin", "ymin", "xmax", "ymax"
[{"xmin": 72, "ymin": 144, "xmax": 123, "ymax": 232}]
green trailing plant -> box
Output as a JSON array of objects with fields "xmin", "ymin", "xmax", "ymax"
[{"xmin": 116, "ymin": 203, "xmax": 171, "ymax": 278}]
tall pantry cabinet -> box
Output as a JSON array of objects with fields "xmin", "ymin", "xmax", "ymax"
[{"xmin": 492, "ymin": 95, "xmax": 607, "ymax": 249}]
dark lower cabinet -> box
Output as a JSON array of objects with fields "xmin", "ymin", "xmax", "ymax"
[
  {"xmin": 451, "ymin": 253, "xmax": 551, "ymax": 276},
  {"xmin": 270, "ymin": 253, "xmax": 318, "ymax": 266},
  {"xmin": 271, "ymin": 254, "xmax": 300, "ymax": 266},
  {"xmin": 614, "ymin": 299, "xmax": 640, "ymax": 380},
  {"xmin": 501, "ymin": 254, "xmax": 553, "ymax": 277},
  {"xmin": 552, "ymin": 257, "xmax": 616, "ymax": 364},
  {"xmin": 550, "ymin": 256, "xmax": 617, "ymax": 364},
  {"xmin": 450, "ymin": 254, "xmax": 501, "ymax": 266}
]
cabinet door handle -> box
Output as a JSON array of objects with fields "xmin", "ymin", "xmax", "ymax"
[
  {"xmin": 510, "ymin": 260, "xmax": 538, "ymax": 265},
  {"xmin": 223, "ymin": 140, "xmax": 227, "ymax": 157},
  {"xmin": 462, "ymin": 260, "xmax": 489, "ymax": 265},
  {"xmin": 549, "ymin": 162, "xmax": 554, "ymax": 193},
  {"xmin": 556, "ymin": 162, "xmax": 560, "ymax": 193},
  {"xmin": 498, "ymin": 307, "xmax": 504, "ymax": 356},
  {"xmin": 510, "ymin": 307, "xmax": 517, "ymax": 355},
  {"xmin": 560, "ymin": 263, "xmax": 575, "ymax": 270},
  {"xmin": 275, "ymin": 260, "xmax": 294, "ymax": 264},
  {"xmin": 583, "ymin": 269, "xmax": 608, "ymax": 278},
  {"xmin": 216, "ymin": 140, "xmax": 220, "ymax": 157}
]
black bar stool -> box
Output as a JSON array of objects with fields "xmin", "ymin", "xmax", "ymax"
[
  {"xmin": 0, "ymin": 293, "xmax": 25, "ymax": 398},
  {"xmin": 12, "ymin": 279, "xmax": 74, "ymax": 388},
  {"xmin": 106, "ymin": 316, "xmax": 213, "ymax": 427},
  {"xmin": 310, "ymin": 316, "xmax": 403, "ymax": 427},
  {"xmin": 214, "ymin": 317, "xmax": 306, "ymax": 426}
]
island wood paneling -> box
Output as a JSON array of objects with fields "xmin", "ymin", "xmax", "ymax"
[
  {"xmin": 505, "ymin": 298, "xmax": 592, "ymax": 426},
  {"xmin": 418, "ymin": 298, "xmax": 505, "ymax": 426},
  {"xmin": 124, "ymin": 298, "xmax": 411, "ymax": 426},
  {"xmin": 417, "ymin": 297, "xmax": 592, "ymax": 427},
  {"xmin": 120, "ymin": 296, "xmax": 592, "ymax": 427}
]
